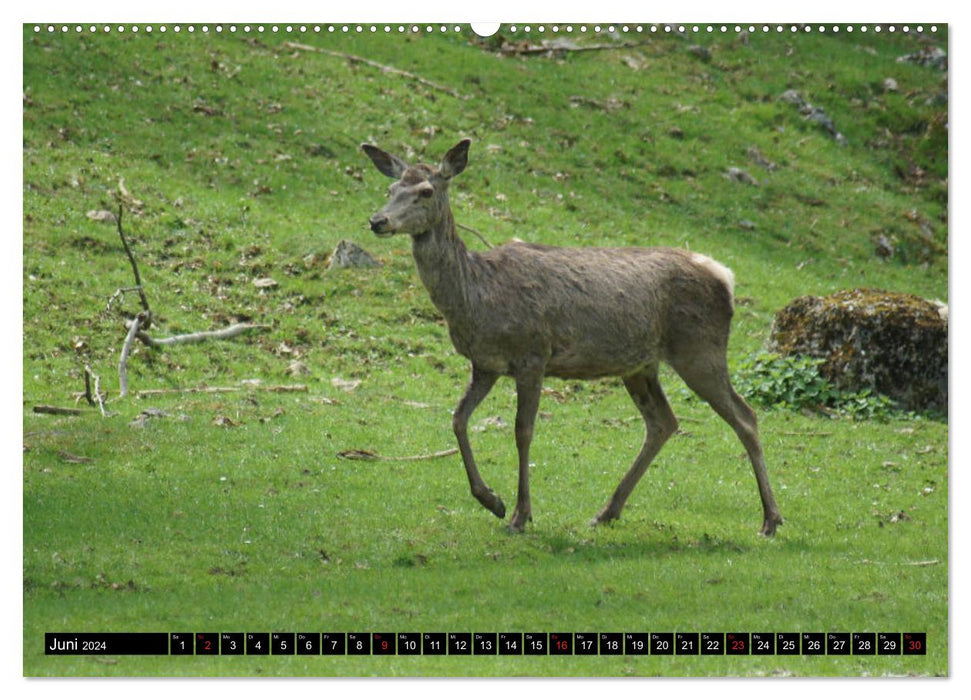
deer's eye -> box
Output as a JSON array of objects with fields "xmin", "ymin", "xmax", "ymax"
[{"xmin": 418, "ymin": 187, "xmax": 434, "ymax": 198}]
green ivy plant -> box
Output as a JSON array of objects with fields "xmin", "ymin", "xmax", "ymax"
[{"xmin": 734, "ymin": 352, "xmax": 898, "ymax": 420}]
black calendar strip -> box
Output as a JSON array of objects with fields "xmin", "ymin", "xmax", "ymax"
[{"xmin": 45, "ymin": 632, "xmax": 926, "ymax": 656}]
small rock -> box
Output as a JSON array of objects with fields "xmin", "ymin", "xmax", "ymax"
[
  {"xmin": 725, "ymin": 167, "xmax": 758, "ymax": 186},
  {"xmin": 872, "ymin": 234, "xmax": 895, "ymax": 260},
  {"xmin": 896, "ymin": 46, "xmax": 947, "ymax": 70},
  {"xmin": 779, "ymin": 89, "xmax": 807, "ymax": 107},
  {"xmin": 779, "ymin": 90, "xmax": 846, "ymax": 144},
  {"xmin": 746, "ymin": 146, "xmax": 778, "ymax": 171},
  {"xmin": 128, "ymin": 408, "xmax": 170, "ymax": 428},
  {"xmin": 86, "ymin": 209, "xmax": 117, "ymax": 223},
  {"xmin": 253, "ymin": 277, "xmax": 278, "ymax": 289},
  {"xmin": 328, "ymin": 239, "xmax": 380, "ymax": 270},
  {"xmin": 882, "ymin": 77, "xmax": 899, "ymax": 93},
  {"xmin": 686, "ymin": 45, "xmax": 711, "ymax": 62}
]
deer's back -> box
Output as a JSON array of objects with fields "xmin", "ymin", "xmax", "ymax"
[{"xmin": 455, "ymin": 242, "xmax": 735, "ymax": 378}]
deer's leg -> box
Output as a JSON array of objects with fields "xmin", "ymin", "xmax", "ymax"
[
  {"xmin": 453, "ymin": 366, "xmax": 505, "ymax": 519},
  {"xmin": 592, "ymin": 368, "xmax": 678, "ymax": 526},
  {"xmin": 508, "ymin": 368, "xmax": 544, "ymax": 532},
  {"xmin": 670, "ymin": 355, "xmax": 783, "ymax": 536}
]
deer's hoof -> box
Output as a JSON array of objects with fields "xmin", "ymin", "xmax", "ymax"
[
  {"xmin": 507, "ymin": 508, "xmax": 531, "ymax": 533},
  {"xmin": 475, "ymin": 489, "xmax": 506, "ymax": 519},
  {"xmin": 590, "ymin": 507, "xmax": 620, "ymax": 527},
  {"xmin": 759, "ymin": 514, "xmax": 783, "ymax": 537}
]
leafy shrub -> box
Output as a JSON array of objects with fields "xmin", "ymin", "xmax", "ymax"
[{"xmin": 734, "ymin": 352, "xmax": 898, "ymax": 420}]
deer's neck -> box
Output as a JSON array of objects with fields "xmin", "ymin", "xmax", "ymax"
[{"xmin": 411, "ymin": 207, "xmax": 478, "ymax": 323}]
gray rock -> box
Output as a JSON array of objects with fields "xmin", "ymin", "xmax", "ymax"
[{"xmin": 328, "ymin": 239, "xmax": 380, "ymax": 269}]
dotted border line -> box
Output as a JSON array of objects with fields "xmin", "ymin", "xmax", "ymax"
[{"xmin": 32, "ymin": 24, "xmax": 940, "ymax": 36}]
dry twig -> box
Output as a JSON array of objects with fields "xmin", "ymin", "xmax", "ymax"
[
  {"xmin": 282, "ymin": 41, "xmax": 469, "ymax": 99},
  {"xmin": 84, "ymin": 365, "xmax": 107, "ymax": 416},
  {"xmin": 500, "ymin": 40, "xmax": 642, "ymax": 56},
  {"xmin": 33, "ymin": 405, "xmax": 85, "ymax": 416},
  {"xmin": 134, "ymin": 384, "xmax": 308, "ymax": 397},
  {"xmin": 135, "ymin": 322, "xmax": 269, "ymax": 347},
  {"xmin": 119, "ymin": 311, "xmax": 148, "ymax": 398},
  {"xmin": 337, "ymin": 447, "xmax": 459, "ymax": 462},
  {"xmin": 115, "ymin": 206, "xmax": 151, "ymax": 321}
]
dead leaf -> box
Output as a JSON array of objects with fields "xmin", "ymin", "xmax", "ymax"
[
  {"xmin": 212, "ymin": 415, "xmax": 240, "ymax": 428},
  {"xmin": 253, "ymin": 277, "xmax": 278, "ymax": 289}
]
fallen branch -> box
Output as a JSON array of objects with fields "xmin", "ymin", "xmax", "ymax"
[
  {"xmin": 33, "ymin": 405, "xmax": 86, "ymax": 416},
  {"xmin": 856, "ymin": 558, "xmax": 940, "ymax": 567},
  {"xmin": 119, "ymin": 311, "xmax": 147, "ymax": 398},
  {"xmin": 337, "ymin": 447, "xmax": 459, "ymax": 462},
  {"xmin": 134, "ymin": 383, "xmax": 308, "ymax": 397},
  {"xmin": 135, "ymin": 322, "xmax": 269, "ymax": 347},
  {"xmin": 282, "ymin": 41, "xmax": 469, "ymax": 100},
  {"xmin": 99, "ymin": 205, "xmax": 270, "ymax": 398},
  {"xmin": 500, "ymin": 39, "xmax": 643, "ymax": 56},
  {"xmin": 105, "ymin": 286, "xmax": 144, "ymax": 315},
  {"xmin": 84, "ymin": 365, "xmax": 107, "ymax": 417},
  {"xmin": 115, "ymin": 206, "xmax": 151, "ymax": 320}
]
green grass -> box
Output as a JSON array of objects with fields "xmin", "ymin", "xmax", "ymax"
[{"xmin": 23, "ymin": 24, "xmax": 947, "ymax": 677}]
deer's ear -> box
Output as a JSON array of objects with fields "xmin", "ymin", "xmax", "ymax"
[
  {"xmin": 440, "ymin": 139, "xmax": 471, "ymax": 179},
  {"xmin": 362, "ymin": 144, "xmax": 408, "ymax": 179}
]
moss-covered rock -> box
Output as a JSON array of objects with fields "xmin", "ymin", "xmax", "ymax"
[{"xmin": 768, "ymin": 289, "xmax": 947, "ymax": 412}]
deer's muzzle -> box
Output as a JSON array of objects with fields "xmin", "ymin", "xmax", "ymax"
[{"xmin": 369, "ymin": 213, "xmax": 394, "ymax": 237}]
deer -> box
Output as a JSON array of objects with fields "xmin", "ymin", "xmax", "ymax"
[{"xmin": 362, "ymin": 138, "xmax": 783, "ymax": 536}]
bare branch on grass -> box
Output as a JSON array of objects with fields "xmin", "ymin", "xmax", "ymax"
[
  {"xmin": 282, "ymin": 41, "xmax": 469, "ymax": 100},
  {"xmin": 33, "ymin": 405, "xmax": 86, "ymax": 416},
  {"xmin": 499, "ymin": 39, "xmax": 643, "ymax": 56},
  {"xmin": 337, "ymin": 447, "xmax": 459, "ymax": 462},
  {"xmin": 84, "ymin": 365, "xmax": 107, "ymax": 416},
  {"xmin": 115, "ymin": 206, "xmax": 151, "ymax": 321},
  {"xmin": 119, "ymin": 311, "xmax": 148, "ymax": 398},
  {"xmin": 97, "ymin": 205, "xmax": 269, "ymax": 400},
  {"xmin": 133, "ymin": 384, "xmax": 308, "ymax": 397},
  {"xmin": 134, "ymin": 322, "xmax": 269, "ymax": 347}
]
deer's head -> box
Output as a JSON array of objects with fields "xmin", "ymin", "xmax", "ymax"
[{"xmin": 362, "ymin": 139, "xmax": 470, "ymax": 237}]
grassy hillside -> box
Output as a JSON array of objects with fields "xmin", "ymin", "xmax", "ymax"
[{"xmin": 23, "ymin": 24, "xmax": 947, "ymax": 677}]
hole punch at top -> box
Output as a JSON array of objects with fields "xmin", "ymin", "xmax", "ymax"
[{"xmin": 471, "ymin": 23, "xmax": 501, "ymax": 37}]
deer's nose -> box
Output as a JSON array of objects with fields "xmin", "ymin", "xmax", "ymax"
[{"xmin": 369, "ymin": 214, "xmax": 389, "ymax": 233}]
